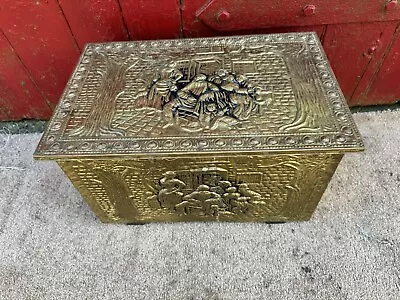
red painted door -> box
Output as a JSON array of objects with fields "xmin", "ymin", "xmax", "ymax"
[{"xmin": 201, "ymin": 1, "xmax": 400, "ymax": 29}]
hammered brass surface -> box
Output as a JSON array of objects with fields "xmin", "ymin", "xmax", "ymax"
[
  {"xmin": 34, "ymin": 32, "xmax": 363, "ymax": 159},
  {"xmin": 35, "ymin": 32, "xmax": 364, "ymax": 223},
  {"xmin": 57, "ymin": 153, "xmax": 342, "ymax": 223}
]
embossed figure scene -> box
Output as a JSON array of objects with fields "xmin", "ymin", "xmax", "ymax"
[
  {"xmin": 64, "ymin": 40, "xmax": 338, "ymax": 138},
  {"xmin": 137, "ymin": 65, "xmax": 270, "ymax": 132},
  {"xmin": 147, "ymin": 168, "xmax": 266, "ymax": 219}
]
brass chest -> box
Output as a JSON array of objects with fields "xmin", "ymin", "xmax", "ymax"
[{"xmin": 34, "ymin": 33, "xmax": 364, "ymax": 223}]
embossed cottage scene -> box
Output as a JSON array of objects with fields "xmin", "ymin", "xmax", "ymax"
[
  {"xmin": 63, "ymin": 38, "xmax": 338, "ymax": 140},
  {"xmin": 147, "ymin": 168, "xmax": 265, "ymax": 218}
]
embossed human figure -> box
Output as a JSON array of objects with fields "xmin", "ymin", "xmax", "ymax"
[
  {"xmin": 209, "ymin": 71, "xmax": 259, "ymax": 121},
  {"xmin": 174, "ymin": 74, "xmax": 219, "ymax": 121},
  {"xmin": 223, "ymin": 186, "xmax": 241, "ymax": 212},
  {"xmin": 158, "ymin": 171, "xmax": 186, "ymax": 209},
  {"xmin": 225, "ymin": 74, "xmax": 260, "ymax": 120},
  {"xmin": 176, "ymin": 185, "xmax": 221, "ymax": 216},
  {"xmin": 232, "ymin": 196, "xmax": 250, "ymax": 214},
  {"xmin": 222, "ymin": 186, "xmax": 250, "ymax": 214},
  {"xmin": 174, "ymin": 72, "xmax": 238, "ymax": 129},
  {"xmin": 203, "ymin": 70, "xmax": 237, "ymax": 115},
  {"xmin": 238, "ymin": 183, "xmax": 263, "ymax": 203},
  {"xmin": 147, "ymin": 64, "xmax": 183, "ymax": 110},
  {"xmin": 158, "ymin": 67, "xmax": 267, "ymax": 131},
  {"xmin": 210, "ymin": 180, "xmax": 232, "ymax": 196}
]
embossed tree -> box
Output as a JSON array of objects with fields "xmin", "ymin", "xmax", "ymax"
[
  {"xmin": 70, "ymin": 54, "xmax": 138, "ymax": 137},
  {"xmin": 92, "ymin": 165, "xmax": 139, "ymax": 220},
  {"xmin": 280, "ymin": 45, "xmax": 332, "ymax": 132}
]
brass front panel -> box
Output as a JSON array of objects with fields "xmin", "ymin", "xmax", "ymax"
[{"xmin": 58, "ymin": 153, "xmax": 342, "ymax": 223}]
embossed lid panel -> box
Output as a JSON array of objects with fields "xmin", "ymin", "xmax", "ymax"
[{"xmin": 34, "ymin": 33, "xmax": 364, "ymax": 159}]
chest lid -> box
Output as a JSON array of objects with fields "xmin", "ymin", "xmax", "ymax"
[{"xmin": 34, "ymin": 33, "xmax": 363, "ymax": 159}]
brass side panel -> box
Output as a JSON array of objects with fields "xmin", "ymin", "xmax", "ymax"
[{"xmin": 58, "ymin": 153, "xmax": 343, "ymax": 223}]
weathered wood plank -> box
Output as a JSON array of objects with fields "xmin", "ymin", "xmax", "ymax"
[
  {"xmin": 352, "ymin": 24, "xmax": 400, "ymax": 105},
  {"xmin": 119, "ymin": 0, "xmax": 181, "ymax": 40},
  {"xmin": 58, "ymin": 0, "xmax": 129, "ymax": 50},
  {"xmin": 323, "ymin": 22, "xmax": 398, "ymax": 105},
  {"xmin": 196, "ymin": 0, "xmax": 400, "ymax": 32},
  {"xmin": 248, "ymin": 26, "xmax": 325, "ymax": 38},
  {"xmin": 0, "ymin": 0, "xmax": 80, "ymax": 108},
  {"xmin": 0, "ymin": 30, "xmax": 52, "ymax": 120}
]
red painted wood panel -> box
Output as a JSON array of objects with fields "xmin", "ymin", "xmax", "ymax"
[
  {"xmin": 183, "ymin": 0, "xmax": 326, "ymax": 37},
  {"xmin": 241, "ymin": 26, "xmax": 326, "ymax": 39},
  {"xmin": 0, "ymin": 30, "xmax": 52, "ymax": 120},
  {"xmin": 352, "ymin": 25, "xmax": 400, "ymax": 105},
  {"xmin": 323, "ymin": 22, "xmax": 398, "ymax": 103},
  {"xmin": 182, "ymin": 0, "xmax": 325, "ymax": 37},
  {"xmin": 182, "ymin": 0, "xmax": 221, "ymax": 37},
  {"xmin": 196, "ymin": 0, "xmax": 400, "ymax": 32},
  {"xmin": 0, "ymin": 0, "xmax": 79, "ymax": 109},
  {"xmin": 119, "ymin": 0, "xmax": 181, "ymax": 40},
  {"xmin": 58, "ymin": 0, "xmax": 129, "ymax": 50}
]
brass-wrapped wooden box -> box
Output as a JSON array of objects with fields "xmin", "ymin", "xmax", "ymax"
[{"xmin": 34, "ymin": 33, "xmax": 364, "ymax": 223}]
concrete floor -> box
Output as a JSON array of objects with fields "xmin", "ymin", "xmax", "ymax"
[{"xmin": 0, "ymin": 120, "xmax": 46, "ymax": 134}]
